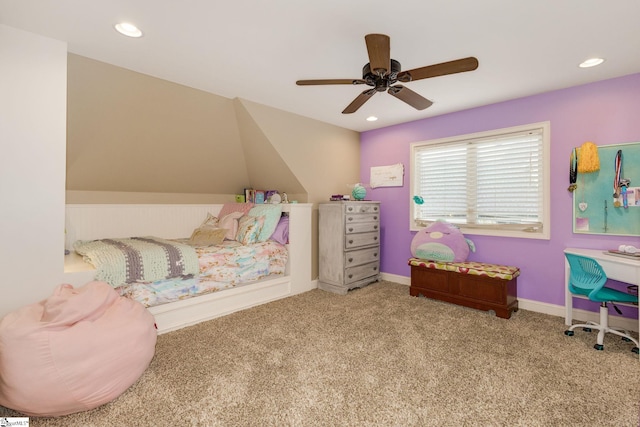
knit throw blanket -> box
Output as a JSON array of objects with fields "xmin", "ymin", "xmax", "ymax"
[{"xmin": 74, "ymin": 237, "xmax": 199, "ymax": 288}]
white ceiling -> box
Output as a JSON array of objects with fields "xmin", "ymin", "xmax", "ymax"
[{"xmin": 2, "ymin": 1, "xmax": 639, "ymax": 132}]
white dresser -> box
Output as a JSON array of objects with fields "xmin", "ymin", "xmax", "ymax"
[{"xmin": 318, "ymin": 201, "xmax": 381, "ymax": 294}]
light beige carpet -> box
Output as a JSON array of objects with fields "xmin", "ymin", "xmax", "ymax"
[{"xmin": 2, "ymin": 281, "xmax": 639, "ymax": 426}]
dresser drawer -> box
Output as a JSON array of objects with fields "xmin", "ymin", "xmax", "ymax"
[
  {"xmin": 345, "ymin": 232, "xmax": 379, "ymax": 249},
  {"xmin": 345, "ymin": 261, "xmax": 379, "ymax": 284},
  {"xmin": 345, "ymin": 247, "xmax": 380, "ymax": 267},
  {"xmin": 345, "ymin": 213, "xmax": 379, "ymax": 224},
  {"xmin": 345, "ymin": 204, "xmax": 380, "ymax": 214},
  {"xmin": 345, "ymin": 221, "xmax": 379, "ymax": 234}
]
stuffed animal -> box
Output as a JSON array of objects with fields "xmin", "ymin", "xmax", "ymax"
[{"xmin": 410, "ymin": 220, "xmax": 475, "ymax": 262}]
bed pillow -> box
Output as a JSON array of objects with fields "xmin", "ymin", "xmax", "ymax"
[
  {"xmin": 236, "ymin": 215, "xmax": 265, "ymax": 245},
  {"xmin": 200, "ymin": 212, "xmax": 220, "ymax": 228},
  {"xmin": 217, "ymin": 202, "xmax": 254, "ymax": 219},
  {"xmin": 219, "ymin": 211, "xmax": 245, "ymax": 240},
  {"xmin": 270, "ymin": 215, "xmax": 289, "ymax": 245},
  {"xmin": 248, "ymin": 204, "xmax": 283, "ymax": 242},
  {"xmin": 189, "ymin": 226, "xmax": 227, "ymax": 246}
]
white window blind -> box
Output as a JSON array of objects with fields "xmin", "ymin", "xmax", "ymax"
[{"xmin": 411, "ymin": 122, "xmax": 550, "ymax": 238}]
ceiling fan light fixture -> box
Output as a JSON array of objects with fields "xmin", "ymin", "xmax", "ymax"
[
  {"xmin": 114, "ymin": 22, "xmax": 143, "ymax": 38},
  {"xmin": 366, "ymin": 116, "xmax": 378, "ymax": 122},
  {"xmin": 579, "ymin": 57, "xmax": 604, "ymax": 68}
]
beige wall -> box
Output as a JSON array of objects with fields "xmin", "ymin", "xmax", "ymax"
[{"xmin": 66, "ymin": 54, "xmax": 361, "ymax": 278}]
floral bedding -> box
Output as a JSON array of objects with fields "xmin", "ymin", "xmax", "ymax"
[{"xmin": 117, "ymin": 240, "xmax": 288, "ymax": 308}]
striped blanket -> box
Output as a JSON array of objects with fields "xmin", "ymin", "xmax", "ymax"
[{"xmin": 73, "ymin": 237, "xmax": 199, "ymax": 288}]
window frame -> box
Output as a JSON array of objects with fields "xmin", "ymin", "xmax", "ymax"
[{"xmin": 409, "ymin": 121, "xmax": 551, "ymax": 240}]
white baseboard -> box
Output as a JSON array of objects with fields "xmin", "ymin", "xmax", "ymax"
[
  {"xmin": 380, "ymin": 272, "xmax": 410, "ymax": 286},
  {"xmin": 381, "ymin": 273, "xmax": 639, "ymax": 333}
]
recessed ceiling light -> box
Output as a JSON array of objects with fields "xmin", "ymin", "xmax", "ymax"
[
  {"xmin": 366, "ymin": 116, "xmax": 378, "ymax": 122},
  {"xmin": 579, "ymin": 57, "xmax": 604, "ymax": 68},
  {"xmin": 114, "ymin": 22, "xmax": 143, "ymax": 38}
]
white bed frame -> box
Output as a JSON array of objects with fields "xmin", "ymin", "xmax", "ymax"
[{"xmin": 63, "ymin": 203, "xmax": 315, "ymax": 334}]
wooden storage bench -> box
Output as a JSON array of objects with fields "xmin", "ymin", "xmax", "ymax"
[{"xmin": 408, "ymin": 258, "xmax": 520, "ymax": 319}]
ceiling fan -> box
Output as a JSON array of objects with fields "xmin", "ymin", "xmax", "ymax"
[{"xmin": 296, "ymin": 34, "xmax": 479, "ymax": 114}]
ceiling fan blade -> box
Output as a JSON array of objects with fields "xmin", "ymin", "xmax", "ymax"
[
  {"xmin": 342, "ymin": 88, "xmax": 377, "ymax": 114},
  {"xmin": 296, "ymin": 79, "xmax": 366, "ymax": 86},
  {"xmin": 365, "ymin": 34, "xmax": 391, "ymax": 76},
  {"xmin": 397, "ymin": 57, "xmax": 479, "ymax": 82},
  {"xmin": 388, "ymin": 85, "xmax": 433, "ymax": 110}
]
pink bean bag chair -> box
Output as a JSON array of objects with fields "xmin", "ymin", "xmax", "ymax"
[{"xmin": 0, "ymin": 281, "xmax": 157, "ymax": 417}]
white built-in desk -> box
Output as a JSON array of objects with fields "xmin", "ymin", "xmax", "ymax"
[{"xmin": 564, "ymin": 247, "xmax": 640, "ymax": 358}]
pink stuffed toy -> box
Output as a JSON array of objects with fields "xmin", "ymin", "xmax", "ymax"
[{"xmin": 411, "ymin": 220, "xmax": 475, "ymax": 262}]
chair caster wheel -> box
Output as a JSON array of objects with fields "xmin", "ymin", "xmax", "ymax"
[
  {"xmin": 632, "ymin": 347, "xmax": 639, "ymax": 355},
  {"xmin": 564, "ymin": 330, "xmax": 574, "ymax": 336},
  {"xmin": 583, "ymin": 327, "xmax": 592, "ymax": 332},
  {"xmin": 594, "ymin": 344, "xmax": 604, "ymax": 351}
]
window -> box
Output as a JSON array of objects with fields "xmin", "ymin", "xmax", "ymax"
[{"xmin": 410, "ymin": 122, "xmax": 550, "ymax": 239}]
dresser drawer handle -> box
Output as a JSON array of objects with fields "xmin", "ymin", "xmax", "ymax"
[
  {"xmin": 348, "ymin": 274, "xmax": 353, "ymax": 279},
  {"xmin": 374, "ymin": 216, "xmax": 378, "ymax": 220},
  {"xmin": 374, "ymin": 236, "xmax": 378, "ymax": 241},
  {"xmin": 348, "ymin": 207, "xmax": 353, "ymax": 211},
  {"xmin": 348, "ymin": 240, "xmax": 353, "ymax": 244},
  {"xmin": 348, "ymin": 258, "xmax": 353, "ymax": 263},
  {"xmin": 374, "ymin": 225, "xmax": 378, "ymax": 230},
  {"xmin": 348, "ymin": 227, "xmax": 353, "ymax": 232},
  {"xmin": 373, "ymin": 266, "xmax": 377, "ymax": 271},
  {"xmin": 347, "ymin": 217, "xmax": 354, "ymax": 221},
  {"xmin": 374, "ymin": 253, "xmax": 378, "ymax": 257}
]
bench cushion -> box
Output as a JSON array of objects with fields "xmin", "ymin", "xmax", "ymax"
[{"xmin": 408, "ymin": 257, "xmax": 520, "ymax": 281}]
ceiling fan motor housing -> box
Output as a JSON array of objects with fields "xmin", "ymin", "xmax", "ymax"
[{"xmin": 363, "ymin": 59, "xmax": 402, "ymax": 90}]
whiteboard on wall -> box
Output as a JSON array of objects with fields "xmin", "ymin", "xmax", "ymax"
[
  {"xmin": 573, "ymin": 141, "xmax": 640, "ymax": 236},
  {"xmin": 370, "ymin": 163, "xmax": 404, "ymax": 188}
]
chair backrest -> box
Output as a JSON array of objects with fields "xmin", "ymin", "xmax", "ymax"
[{"xmin": 565, "ymin": 253, "xmax": 608, "ymax": 300}]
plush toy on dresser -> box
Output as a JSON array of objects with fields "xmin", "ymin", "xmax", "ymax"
[{"xmin": 410, "ymin": 220, "xmax": 475, "ymax": 262}]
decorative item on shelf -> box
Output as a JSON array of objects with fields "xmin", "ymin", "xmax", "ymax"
[
  {"xmin": 281, "ymin": 192, "xmax": 289, "ymax": 204},
  {"xmin": 235, "ymin": 194, "xmax": 245, "ymax": 203},
  {"xmin": 255, "ymin": 190, "xmax": 266, "ymax": 204},
  {"xmin": 244, "ymin": 188, "xmax": 255, "ymax": 203},
  {"xmin": 265, "ymin": 190, "xmax": 279, "ymax": 204},
  {"xmin": 351, "ymin": 183, "xmax": 367, "ymax": 201}
]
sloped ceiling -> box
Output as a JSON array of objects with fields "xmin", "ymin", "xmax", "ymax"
[
  {"xmin": 233, "ymin": 99, "xmax": 306, "ymax": 196},
  {"xmin": 67, "ymin": 54, "xmax": 250, "ymax": 194}
]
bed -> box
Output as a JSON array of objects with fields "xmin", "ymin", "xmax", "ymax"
[{"xmin": 63, "ymin": 203, "xmax": 314, "ymax": 334}]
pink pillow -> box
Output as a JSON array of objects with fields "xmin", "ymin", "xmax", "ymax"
[
  {"xmin": 219, "ymin": 211, "xmax": 245, "ymax": 240},
  {"xmin": 0, "ymin": 281, "xmax": 157, "ymax": 417},
  {"xmin": 217, "ymin": 202, "xmax": 254, "ymax": 219}
]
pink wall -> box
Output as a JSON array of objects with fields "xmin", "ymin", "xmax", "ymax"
[{"xmin": 360, "ymin": 73, "xmax": 640, "ymax": 317}]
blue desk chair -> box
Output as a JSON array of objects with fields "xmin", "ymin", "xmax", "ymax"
[{"xmin": 564, "ymin": 253, "xmax": 639, "ymax": 354}]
